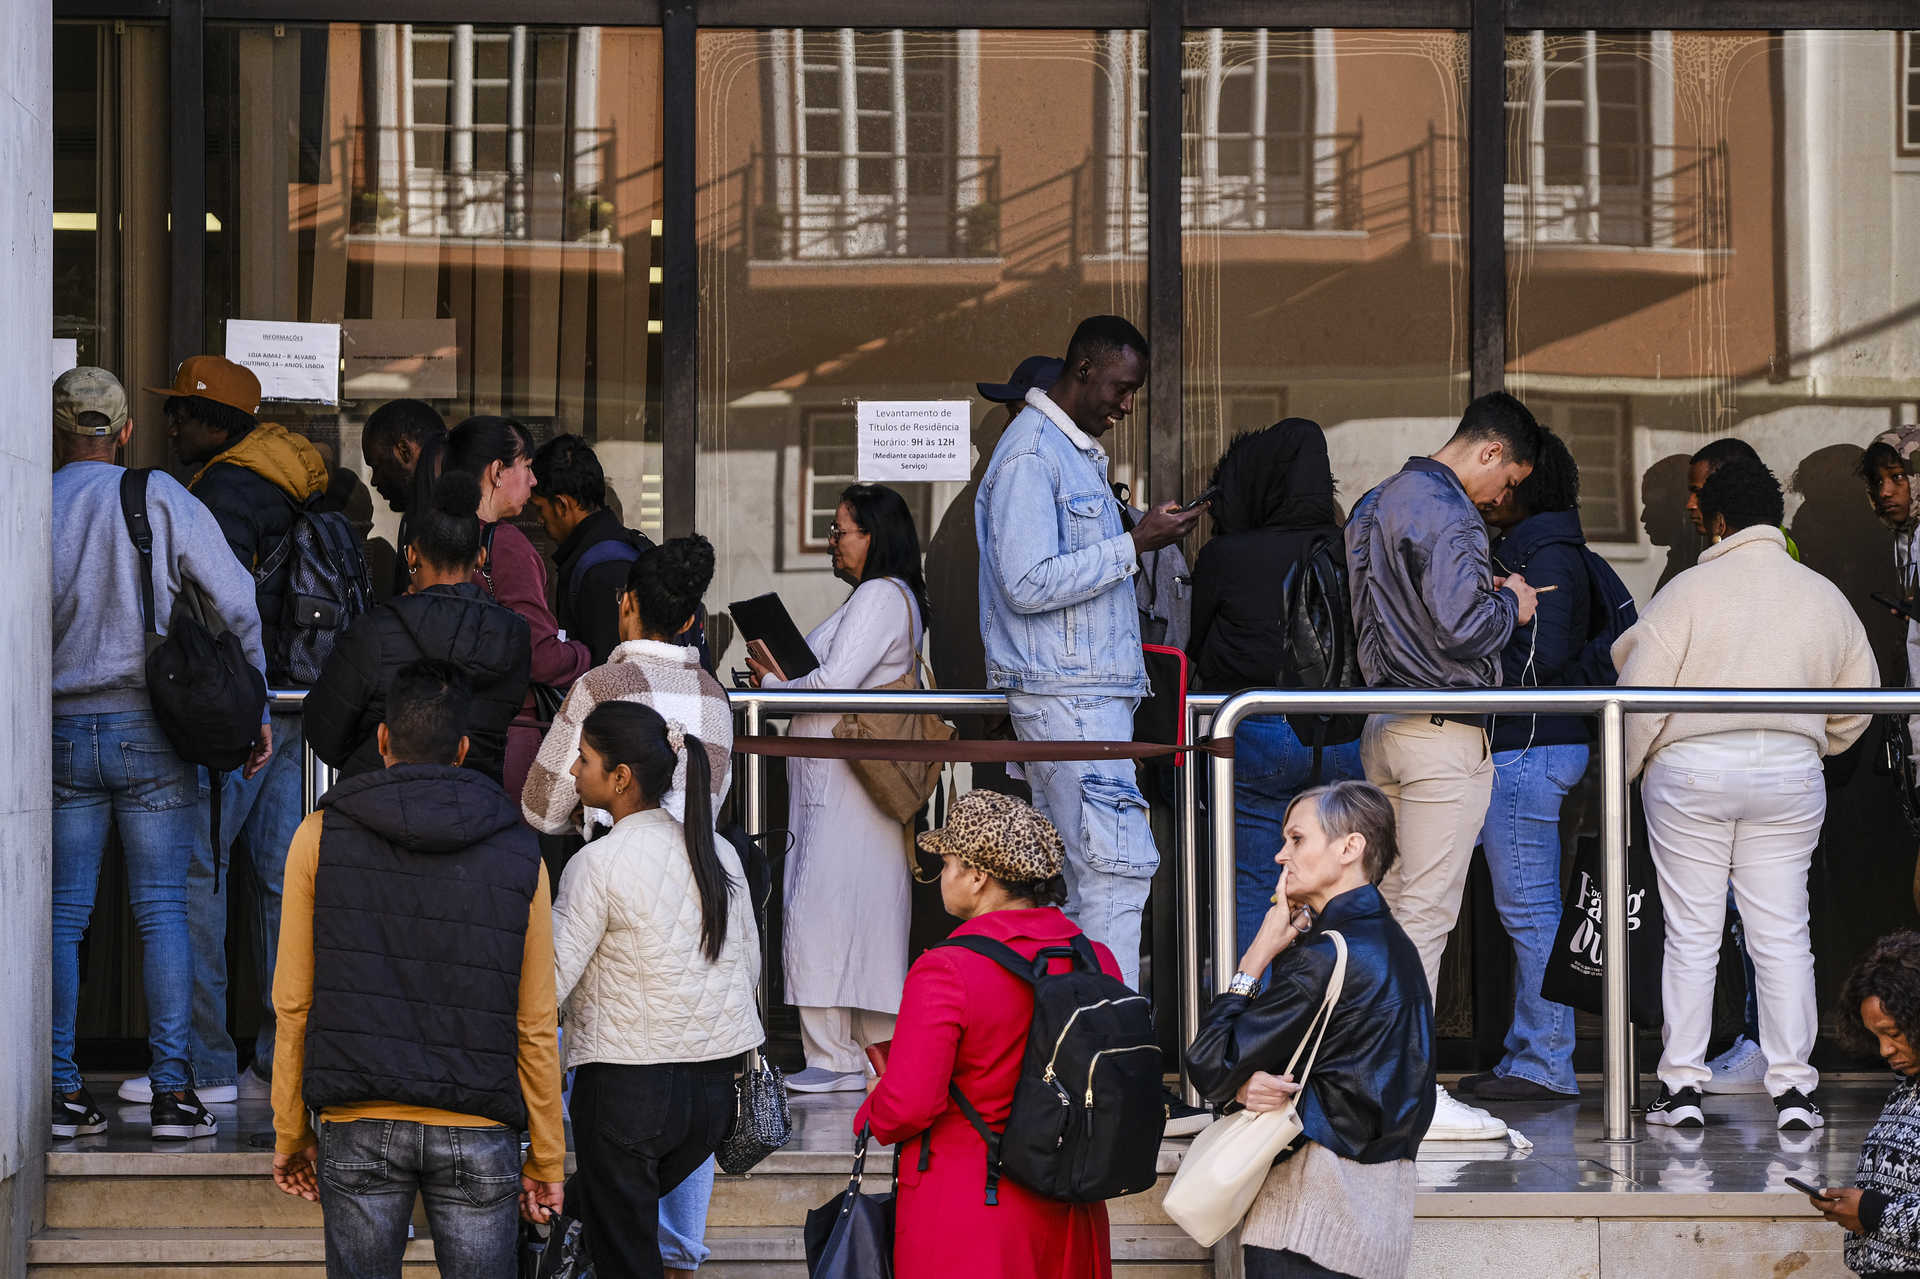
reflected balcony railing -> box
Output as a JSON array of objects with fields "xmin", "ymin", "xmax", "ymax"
[
  {"xmin": 744, "ymin": 151, "xmax": 1003, "ymax": 262},
  {"xmin": 345, "ymin": 125, "xmax": 619, "ymax": 243},
  {"xmin": 1427, "ymin": 133, "xmax": 1728, "ymax": 250}
]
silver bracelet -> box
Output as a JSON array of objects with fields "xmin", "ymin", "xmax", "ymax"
[{"xmin": 1227, "ymin": 971, "xmax": 1260, "ymax": 998}]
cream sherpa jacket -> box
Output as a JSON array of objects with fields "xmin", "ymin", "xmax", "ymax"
[{"xmin": 1610, "ymin": 522, "xmax": 1878, "ymax": 780}]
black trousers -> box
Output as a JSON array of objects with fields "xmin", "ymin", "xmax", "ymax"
[
  {"xmin": 566, "ymin": 1059, "xmax": 736, "ymax": 1279},
  {"xmin": 1243, "ymin": 1246, "xmax": 1361, "ymax": 1279}
]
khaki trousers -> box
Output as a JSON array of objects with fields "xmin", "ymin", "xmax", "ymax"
[{"xmin": 1360, "ymin": 714, "xmax": 1494, "ymax": 999}]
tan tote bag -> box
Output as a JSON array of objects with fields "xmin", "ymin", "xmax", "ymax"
[{"xmin": 832, "ymin": 579, "xmax": 956, "ymax": 824}]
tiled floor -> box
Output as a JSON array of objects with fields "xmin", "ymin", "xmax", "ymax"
[{"xmin": 63, "ymin": 1073, "xmax": 1892, "ymax": 1201}]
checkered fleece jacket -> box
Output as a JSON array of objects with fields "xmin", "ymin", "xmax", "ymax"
[{"xmin": 521, "ymin": 639, "xmax": 733, "ymax": 834}]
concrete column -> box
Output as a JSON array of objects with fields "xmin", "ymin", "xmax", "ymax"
[{"xmin": 0, "ymin": 0, "xmax": 53, "ymax": 1268}]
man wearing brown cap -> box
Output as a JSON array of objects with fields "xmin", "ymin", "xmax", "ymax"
[
  {"xmin": 51, "ymin": 367, "xmax": 266, "ymax": 1142},
  {"xmin": 114, "ymin": 356, "xmax": 330, "ymax": 1108}
]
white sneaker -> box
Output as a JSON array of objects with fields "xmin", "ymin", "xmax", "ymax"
[
  {"xmin": 1703, "ymin": 1035, "xmax": 1767, "ymax": 1094},
  {"xmin": 117, "ymin": 1077, "xmax": 238, "ymax": 1105},
  {"xmin": 236, "ymin": 1068, "xmax": 272, "ymax": 1101},
  {"xmin": 1423, "ymin": 1084, "xmax": 1509, "ymax": 1141}
]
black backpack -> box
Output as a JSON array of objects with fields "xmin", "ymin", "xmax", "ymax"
[
  {"xmin": 932, "ymin": 934, "xmax": 1165, "ymax": 1205},
  {"xmin": 1280, "ymin": 534, "xmax": 1365, "ymax": 761},
  {"xmin": 120, "ymin": 470, "xmax": 269, "ymax": 852},
  {"xmin": 1574, "ymin": 545, "xmax": 1638, "ymax": 684},
  {"xmin": 257, "ymin": 499, "xmax": 372, "ymax": 685}
]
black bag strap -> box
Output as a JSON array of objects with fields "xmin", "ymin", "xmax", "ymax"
[
  {"xmin": 478, "ymin": 522, "xmax": 500, "ymax": 598},
  {"xmin": 946, "ymin": 1082, "xmax": 1003, "ymax": 1206},
  {"xmin": 119, "ymin": 468, "xmax": 157, "ymax": 635},
  {"xmin": 931, "ymin": 933, "xmax": 1099, "ymax": 984}
]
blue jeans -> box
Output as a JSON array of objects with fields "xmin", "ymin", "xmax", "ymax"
[
  {"xmin": 1479, "ymin": 742, "xmax": 1589, "ymax": 1095},
  {"xmin": 318, "ymin": 1119, "xmax": 521, "ymax": 1279},
  {"xmin": 1728, "ymin": 891, "xmax": 1761, "ymax": 1042},
  {"xmin": 1233, "ymin": 716, "xmax": 1365, "ymax": 964},
  {"xmin": 189, "ymin": 707, "xmax": 305, "ymax": 1086},
  {"xmin": 1005, "ymin": 691, "xmax": 1159, "ymax": 989},
  {"xmin": 51, "ymin": 712, "xmax": 199, "ymax": 1095},
  {"xmin": 659, "ymin": 1158, "xmax": 714, "ymax": 1270}
]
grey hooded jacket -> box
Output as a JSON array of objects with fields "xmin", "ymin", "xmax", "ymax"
[{"xmin": 1344, "ymin": 457, "xmax": 1518, "ymax": 690}]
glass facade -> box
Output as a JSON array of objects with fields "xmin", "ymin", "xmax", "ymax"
[{"xmin": 47, "ymin": 8, "xmax": 1920, "ymax": 1057}]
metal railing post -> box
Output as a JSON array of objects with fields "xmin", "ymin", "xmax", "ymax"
[
  {"xmin": 1209, "ymin": 696, "xmax": 1256, "ymax": 1036},
  {"xmin": 744, "ymin": 696, "xmax": 768, "ymax": 1026},
  {"xmin": 1177, "ymin": 700, "xmax": 1204, "ymax": 1105},
  {"xmin": 1599, "ymin": 697, "xmax": 1636, "ymax": 1143}
]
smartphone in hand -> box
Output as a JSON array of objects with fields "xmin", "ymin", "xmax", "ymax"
[
  {"xmin": 745, "ymin": 638, "xmax": 788, "ymax": 683},
  {"xmin": 1174, "ymin": 485, "xmax": 1220, "ymax": 514},
  {"xmin": 1784, "ymin": 1175, "xmax": 1828, "ymax": 1199}
]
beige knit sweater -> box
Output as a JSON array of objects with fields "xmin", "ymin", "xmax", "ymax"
[
  {"xmin": 1241, "ymin": 1142, "xmax": 1415, "ymax": 1277},
  {"xmin": 1610, "ymin": 523, "xmax": 1878, "ymax": 780}
]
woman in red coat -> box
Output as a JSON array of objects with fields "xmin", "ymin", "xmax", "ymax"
[{"xmin": 854, "ymin": 790, "xmax": 1118, "ymax": 1279}]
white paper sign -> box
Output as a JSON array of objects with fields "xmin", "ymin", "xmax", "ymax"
[
  {"xmin": 225, "ymin": 319, "xmax": 341, "ymax": 404},
  {"xmin": 342, "ymin": 318, "xmax": 458, "ymax": 401},
  {"xmin": 52, "ymin": 338, "xmax": 77, "ymax": 373},
  {"xmin": 857, "ymin": 400, "xmax": 970, "ymax": 482}
]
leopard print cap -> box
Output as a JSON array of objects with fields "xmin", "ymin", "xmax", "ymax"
[{"xmin": 916, "ymin": 789, "xmax": 1065, "ymax": 881}]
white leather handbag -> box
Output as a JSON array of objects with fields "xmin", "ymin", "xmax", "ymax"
[{"xmin": 1162, "ymin": 930, "xmax": 1349, "ymax": 1247}]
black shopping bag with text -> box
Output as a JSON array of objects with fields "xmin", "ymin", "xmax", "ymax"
[{"xmin": 1540, "ymin": 787, "xmax": 1664, "ymax": 1029}]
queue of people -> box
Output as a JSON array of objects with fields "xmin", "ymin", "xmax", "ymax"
[{"xmin": 45, "ymin": 322, "xmax": 1920, "ymax": 1279}]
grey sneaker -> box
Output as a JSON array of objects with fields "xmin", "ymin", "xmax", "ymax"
[
  {"xmin": 784, "ymin": 1067, "xmax": 867, "ymax": 1094},
  {"xmin": 1704, "ymin": 1035, "xmax": 1767, "ymax": 1095}
]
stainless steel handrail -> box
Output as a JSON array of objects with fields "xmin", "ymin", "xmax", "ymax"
[{"xmin": 1208, "ymin": 685, "xmax": 1920, "ymax": 1144}]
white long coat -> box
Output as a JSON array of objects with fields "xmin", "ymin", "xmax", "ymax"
[{"xmin": 763, "ymin": 577, "xmax": 922, "ymax": 1012}]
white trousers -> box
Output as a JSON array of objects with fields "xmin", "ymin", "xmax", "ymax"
[
  {"xmin": 1643, "ymin": 756, "xmax": 1825, "ymax": 1098},
  {"xmin": 798, "ymin": 1005, "xmax": 899, "ymax": 1076}
]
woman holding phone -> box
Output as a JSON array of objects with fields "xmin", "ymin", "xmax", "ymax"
[
  {"xmin": 1184, "ymin": 781, "xmax": 1434, "ymax": 1279},
  {"xmin": 746, "ymin": 483, "xmax": 929, "ymax": 1093},
  {"xmin": 1800, "ymin": 931, "xmax": 1920, "ymax": 1273}
]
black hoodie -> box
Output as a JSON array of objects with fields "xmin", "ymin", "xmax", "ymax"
[
  {"xmin": 305, "ymin": 581, "xmax": 533, "ymax": 782},
  {"xmin": 1188, "ymin": 419, "xmax": 1344, "ymax": 691}
]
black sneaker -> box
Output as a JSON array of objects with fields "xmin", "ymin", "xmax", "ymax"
[
  {"xmin": 1163, "ymin": 1088, "xmax": 1215, "ymax": 1138},
  {"xmin": 1774, "ymin": 1088, "xmax": 1825, "ymax": 1131},
  {"xmin": 1454, "ymin": 1070, "xmax": 1499, "ymax": 1096},
  {"xmin": 1645, "ymin": 1085, "xmax": 1705, "ymax": 1128},
  {"xmin": 150, "ymin": 1089, "xmax": 218, "ymax": 1141},
  {"xmin": 51, "ymin": 1087, "xmax": 108, "ymax": 1139}
]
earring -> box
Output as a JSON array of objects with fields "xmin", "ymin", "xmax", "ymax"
[{"xmin": 408, "ymin": 564, "xmax": 417, "ymax": 577}]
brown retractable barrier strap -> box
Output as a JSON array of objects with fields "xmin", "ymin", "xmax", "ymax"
[{"xmin": 732, "ymin": 734, "xmax": 1232, "ymax": 762}]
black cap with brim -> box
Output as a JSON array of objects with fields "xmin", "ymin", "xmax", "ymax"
[{"xmin": 977, "ymin": 354, "xmax": 1064, "ymax": 405}]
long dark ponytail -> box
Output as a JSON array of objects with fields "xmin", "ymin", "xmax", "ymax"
[{"xmin": 580, "ymin": 701, "xmax": 730, "ymax": 962}]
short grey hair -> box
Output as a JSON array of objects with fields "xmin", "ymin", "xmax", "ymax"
[{"xmin": 1284, "ymin": 780, "xmax": 1398, "ymax": 884}]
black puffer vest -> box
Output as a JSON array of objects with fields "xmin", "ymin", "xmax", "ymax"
[{"xmin": 303, "ymin": 763, "xmax": 541, "ymax": 1129}]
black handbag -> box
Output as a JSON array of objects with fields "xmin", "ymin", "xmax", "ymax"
[
  {"xmin": 716, "ymin": 1051, "xmax": 793, "ymax": 1174},
  {"xmin": 804, "ymin": 1126, "xmax": 894, "ymax": 1279},
  {"xmin": 519, "ymin": 1212, "xmax": 593, "ymax": 1279},
  {"xmin": 1539, "ymin": 785, "xmax": 1665, "ymax": 1029}
]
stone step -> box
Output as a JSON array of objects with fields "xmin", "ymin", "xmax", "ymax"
[
  {"xmin": 43, "ymin": 1148, "xmax": 1179, "ymax": 1232},
  {"xmin": 26, "ymin": 1225, "xmax": 1210, "ymax": 1276}
]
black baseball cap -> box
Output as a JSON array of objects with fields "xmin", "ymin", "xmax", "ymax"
[{"xmin": 977, "ymin": 355, "xmax": 1064, "ymax": 405}]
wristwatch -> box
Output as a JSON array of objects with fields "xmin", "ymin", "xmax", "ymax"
[{"xmin": 1227, "ymin": 972, "xmax": 1261, "ymax": 998}]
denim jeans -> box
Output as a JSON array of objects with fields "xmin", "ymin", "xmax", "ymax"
[
  {"xmin": 658, "ymin": 1158, "xmax": 714, "ymax": 1270},
  {"xmin": 51, "ymin": 712, "xmax": 198, "ymax": 1094},
  {"xmin": 1728, "ymin": 891, "xmax": 1762, "ymax": 1042},
  {"xmin": 1233, "ymin": 715, "xmax": 1365, "ymax": 965},
  {"xmin": 1478, "ymin": 742, "xmax": 1588, "ymax": 1095},
  {"xmin": 189, "ymin": 706, "xmax": 305, "ymax": 1086},
  {"xmin": 318, "ymin": 1119, "xmax": 521, "ymax": 1278},
  {"xmin": 1005, "ymin": 691, "xmax": 1159, "ymax": 989}
]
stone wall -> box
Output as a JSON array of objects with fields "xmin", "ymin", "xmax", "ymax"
[{"xmin": 0, "ymin": 0, "xmax": 55, "ymax": 1271}]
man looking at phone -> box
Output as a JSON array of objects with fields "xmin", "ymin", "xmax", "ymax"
[
  {"xmin": 1865, "ymin": 427, "xmax": 1920, "ymax": 766},
  {"xmin": 1345, "ymin": 391, "xmax": 1542, "ymax": 1140},
  {"xmin": 976, "ymin": 314, "xmax": 1200, "ymax": 991}
]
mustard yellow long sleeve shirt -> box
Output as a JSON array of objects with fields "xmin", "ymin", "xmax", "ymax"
[{"xmin": 272, "ymin": 809, "xmax": 567, "ymax": 1183}]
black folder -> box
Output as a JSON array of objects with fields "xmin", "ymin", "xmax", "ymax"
[{"xmin": 727, "ymin": 593, "xmax": 821, "ymax": 679}]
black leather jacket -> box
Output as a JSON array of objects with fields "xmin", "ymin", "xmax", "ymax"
[{"xmin": 1185, "ymin": 884, "xmax": 1436, "ymax": 1163}]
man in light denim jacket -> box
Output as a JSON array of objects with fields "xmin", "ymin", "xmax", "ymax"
[{"xmin": 975, "ymin": 315, "xmax": 1201, "ymax": 988}]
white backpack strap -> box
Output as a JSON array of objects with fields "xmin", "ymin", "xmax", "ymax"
[{"xmin": 1279, "ymin": 930, "xmax": 1349, "ymax": 1086}]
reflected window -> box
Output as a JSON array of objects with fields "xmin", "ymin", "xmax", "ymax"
[
  {"xmin": 800, "ymin": 410, "xmax": 856, "ymax": 552},
  {"xmin": 1533, "ymin": 398, "xmax": 1631, "ymax": 540},
  {"xmin": 758, "ymin": 29, "xmax": 991, "ymax": 260},
  {"xmin": 1903, "ymin": 32, "xmax": 1920, "ymax": 155}
]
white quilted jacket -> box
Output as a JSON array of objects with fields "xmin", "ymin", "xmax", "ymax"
[{"xmin": 552, "ymin": 809, "xmax": 764, "ymax": 1068}]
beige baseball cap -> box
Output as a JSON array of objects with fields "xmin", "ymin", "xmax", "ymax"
[{"xmin": 53, "ymin": 366, "xmax": 130, "ymax": 436}]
